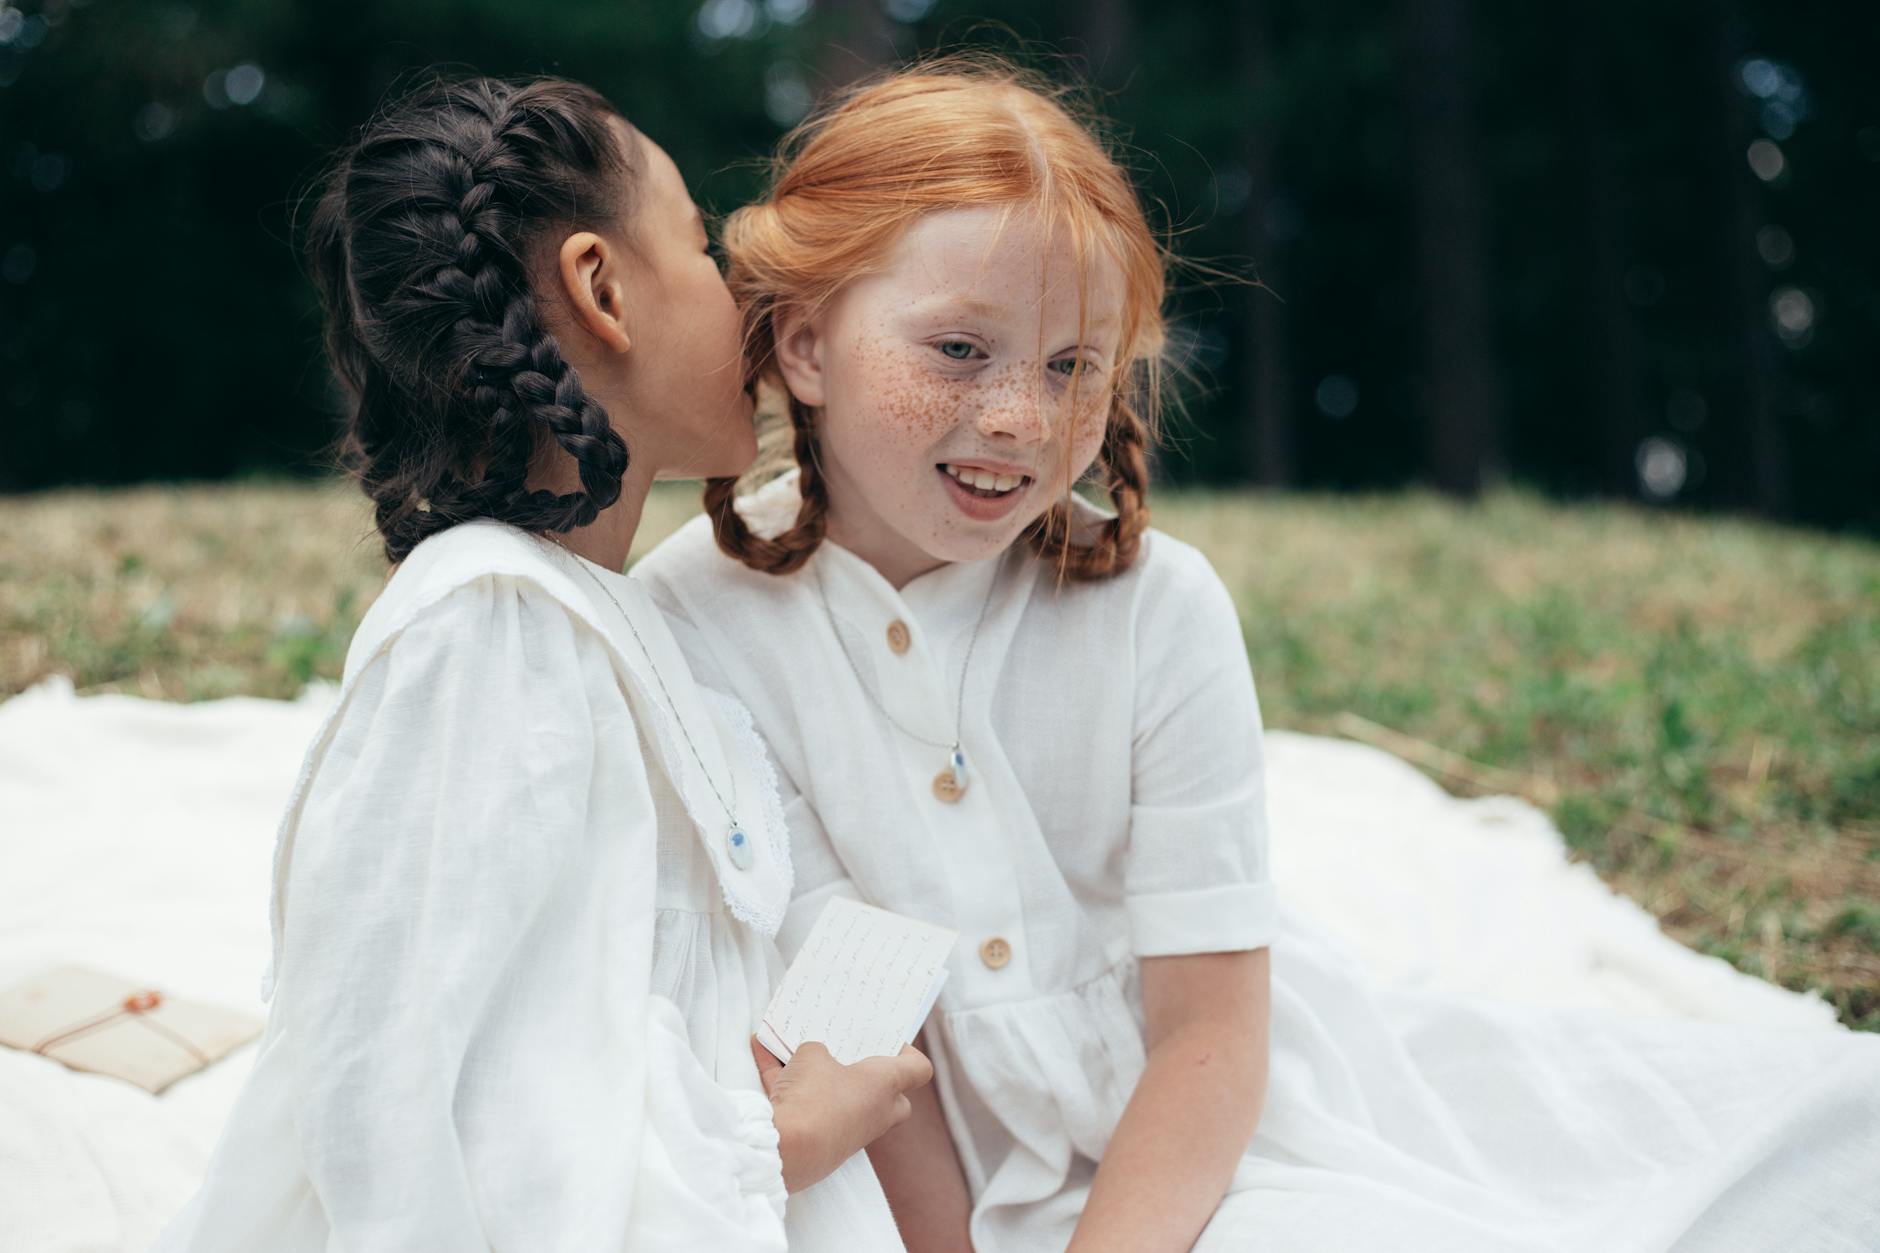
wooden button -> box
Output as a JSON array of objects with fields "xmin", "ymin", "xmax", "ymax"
[
  {"xmin": 886, "ymin": 619, "xmax": 911, "ymax": 654},
  {"xmin": 979, "ymin": 937, "xmax": 1012, "ymax": 970},
  {"xmin": 932, "ymin": 769, "xmax": 963, "ymax": 803}
]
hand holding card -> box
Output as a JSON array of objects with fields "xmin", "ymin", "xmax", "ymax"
[{"xmin": 756, "ymin": 896, "xmax": 957, "ymax": 1066}]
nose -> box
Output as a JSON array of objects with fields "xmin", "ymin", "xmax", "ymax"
[{"xmin": 973, "ymin": 375, "xmax": 1052, "ymax": 446}]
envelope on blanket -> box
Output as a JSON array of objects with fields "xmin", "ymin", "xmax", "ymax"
[{"xmin": 0, "ymin": 965, "xmax": 260, "ymax": 1094}]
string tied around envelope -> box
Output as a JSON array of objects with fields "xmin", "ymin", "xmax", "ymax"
[{"xmin": 31, "ymin": 989, "xmax": 211, "ymax": 1065}]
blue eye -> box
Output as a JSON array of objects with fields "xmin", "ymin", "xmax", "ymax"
[{"xmin": 936, "ymin": 340, "xmax": 981, "ymax": 361}]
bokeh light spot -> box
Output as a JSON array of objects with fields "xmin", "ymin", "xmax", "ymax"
[
  {"xmin": 29, "ymin": 151, "xmax": 66, "ymax": 192},
  {"xmin": 1770, "ymin": 287, "xmax": 1814, "ymax": 344},
  {"xmin": 225, "ymin": 63, "xmax": 264, "ymax": 107},
  {"xmin": 1635, "ymin": 437, "xmax": 1687, "ymax": 499},
  {"xmin": 1666, "ymin": 389, "xmax": 1707, "ymax": 432},
  {"xmin": 1755, "ymin": 225, "xmax": 1793, "ymax": 268},
  {"xmin": 763, "ymin": 62, "xmax": 810, "ymax": 126},
  {"xmin": 2, "ymin": 242, "xmax": 35, "ymax": 284},
  {"xmin": 696, "ymin": 0, "xmax": 758, "ymax": 41},
  {"xmin": 1746, "ymin": 139, "xmax": 1785, "ymax": 182},
  {"xmin": 1315, "ymin": 374, "xmax": 1358, "ymax": 419}
]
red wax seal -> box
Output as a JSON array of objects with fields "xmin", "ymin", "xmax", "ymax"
[{"xmin": 124, "ymin": 991, "xmax": 162, "ymax": 1014}]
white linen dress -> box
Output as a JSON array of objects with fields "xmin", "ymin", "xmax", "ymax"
[
  {"xmin": 636, "ymin": 475, "xmax": 1880, "ymax": 1253},
  {"xmin": 151, "ymin": 519, "xmax": 905, "ymax": 1252}
]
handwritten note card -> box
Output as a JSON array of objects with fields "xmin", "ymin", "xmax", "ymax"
[{"xmin": 756, "ymin": 897, "xmax": 958, "ymax": 1066}]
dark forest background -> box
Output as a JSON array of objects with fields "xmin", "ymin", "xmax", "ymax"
[{"xmin": 1, "ymin": 0, "xmax": 1875, "ymax": 531}]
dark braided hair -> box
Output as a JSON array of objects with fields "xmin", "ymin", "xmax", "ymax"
[{"xmin": 307, "ymin": 76, "xmax": 635, "ymax": 564}]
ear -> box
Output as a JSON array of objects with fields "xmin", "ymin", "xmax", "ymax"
[
  {"xmin": 556, "ymin": 231, "xmax": 633, "ymax": 355},
  {"xmin": 771, "ymin": 304, "xmax": 828, "ymax": 409}
]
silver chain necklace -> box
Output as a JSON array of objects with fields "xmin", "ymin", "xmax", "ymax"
[
  {"xmin": 814, "ymin": 550, "xmax": 1004, "ymax": 802},
  {"xmin": 555, "ymin": 541, "xmax": 756, "ymax": 871}
]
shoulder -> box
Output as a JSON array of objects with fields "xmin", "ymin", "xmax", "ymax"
[
  {"xmin": 636, "ymin": 471, "xmax": 811, "ymax": 605},
  {"xmin": 343, "ymin": 519, "xmax": 618, "ymax": 694},
  {"xmin": 1103, "ymin": 526, "xmax": 1245, "ymax": 680},
  {"xmin": 1133, "ymin": 526, "xmax": 1235, "ymax": 612},
  {"xmin": 635, "ymin": 510, "xmax": 803, "ymax": 627},
  {"xmin": 633, "ymin": 512, "xmax": 723, "ymax": 601},
  {"xmin": 1040, "ymin": 510, "xmax": 1231, "ymax": 625},
  {"xmin": 1053, "ymin": 493, "xmax": 1227, "ymax": 604}
]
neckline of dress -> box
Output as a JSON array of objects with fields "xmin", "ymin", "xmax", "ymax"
[{"xmin": 815, "ymin": 531, "xmax": 1007, "ymax": 604}]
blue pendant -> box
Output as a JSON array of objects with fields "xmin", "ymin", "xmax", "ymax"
[
  {"xmin": 725, "ymin": 825, "xmax": 754, "ymax": 871},
  {"xmin": 949, "ymin": 748, "xmax": 968, "ymax": 791}
]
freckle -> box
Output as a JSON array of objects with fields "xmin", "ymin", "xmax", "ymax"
[{"xmin": 855, "ymin": 328, "xmax": 965, "ymax": 433}]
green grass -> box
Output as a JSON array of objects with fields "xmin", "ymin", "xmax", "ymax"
[{"xmin": 4, "ymin": 480, "xmax": 1876, "ymax": 1029}]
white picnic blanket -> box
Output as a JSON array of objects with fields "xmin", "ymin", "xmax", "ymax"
[{"xmin": 0, "ymin": 677, "xmax": 1847, "ymax": 1250}]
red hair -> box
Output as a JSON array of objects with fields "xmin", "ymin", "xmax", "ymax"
[{"xmin": 704, "ymin": 54, "xmax": 1168, "ymax": 579}]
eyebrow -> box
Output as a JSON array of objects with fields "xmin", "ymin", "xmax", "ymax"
[{"xmin": 911, "ymin": 296, "xmax": 1119, "ymax": 330}]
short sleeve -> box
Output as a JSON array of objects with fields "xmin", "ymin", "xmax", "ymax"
[
  {"xmin": 1124, "ymin": 539, "xmax": 1280, "ymax": 957},
  {"xmin": 272, "ymin": 574, "xmax": 787, "ymax": 1251}
]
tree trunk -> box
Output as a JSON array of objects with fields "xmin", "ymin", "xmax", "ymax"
[
  {"xmin": 1395, "ymin": 0, "xmax": 1501, "ymax": 495},
  {"xmin": 1566, "ymin": 5, "xmax": 1646, "ymax": 498},
  {"xmin": 1240, "ymin": 1, "xmax": 1294, "ymax": 486}
]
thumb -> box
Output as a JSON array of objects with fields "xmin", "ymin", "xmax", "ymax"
[
  {"xmin": 892, "ymin": 1043, "xmax": 934, "ymax": 1091},
  {"xmin": 751, "ymin": 1036, "xmax": 785, "ymax": 1097}
]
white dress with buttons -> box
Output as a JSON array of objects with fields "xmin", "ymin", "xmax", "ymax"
[
  {"xmin": 637, "ymin": 475, "xmax": 1880, "ymax": 1253},
  {"xmin": 152, "ymin": 520, "xmax": 904, "ymax": 1253}
]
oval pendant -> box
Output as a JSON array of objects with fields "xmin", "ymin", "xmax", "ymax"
[{"xmin": 725, "ymin": 825, "xmax": 754, "ymax": 871}]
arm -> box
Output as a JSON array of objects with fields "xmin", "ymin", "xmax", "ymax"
[
  {"xmin": 864, "ymin": 1031, "xmax": 976, "ymax": 1253},
  {"xmin": 1067, "ymin": 544, "xmax": 1281, "ymax": 1251},
  {"xmin": 1067, "ymin": 949, "xmax": 1270, "ymax": 1253}
]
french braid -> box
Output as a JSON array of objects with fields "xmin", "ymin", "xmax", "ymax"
[{"xmin": 307, "ymin": 77, "xmax": 632, "ymax": 564}]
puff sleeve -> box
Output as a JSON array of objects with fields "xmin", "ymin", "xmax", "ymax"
[{"xmin": 268, "ymin": 575, "xmax": 788, "ymax": 1251}]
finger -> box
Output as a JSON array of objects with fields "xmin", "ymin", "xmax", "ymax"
[
  {"xmin": 893, "ymin": 1044, "xmax": 934, "ymax": 1089},
  {"xmin": 792, "ymin": 1039, "xmax": 833, "ymax": 1065},
  {"xmin": 750, "ymin": 1036, "xmax": 785, "ymax": 1094},
  {"xmin": 890, "ymin": 1093, "xmax": 913, "ymax": 1126}
]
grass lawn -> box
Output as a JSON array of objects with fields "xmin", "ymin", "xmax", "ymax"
[{"xmin": 4, "ymin": 479, "xmax": 1876, "ymax": 1029}]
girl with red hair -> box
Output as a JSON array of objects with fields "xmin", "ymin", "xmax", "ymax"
[{"xmin": 638, "ymin": 56, "xmax": 1880, "ymax": 1253}]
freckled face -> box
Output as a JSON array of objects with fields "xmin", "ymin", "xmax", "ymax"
[{"xmin": 803, "ymin": 207, "xmax": 1125, "ymax": 584}]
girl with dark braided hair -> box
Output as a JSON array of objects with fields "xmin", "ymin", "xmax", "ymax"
[{"xmin": 153, "ymin": 75, "xmax": 924, "ymax": 1252}]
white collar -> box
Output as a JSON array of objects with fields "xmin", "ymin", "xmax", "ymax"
[{"xmin": 262, "ymin": 521, "xmax": 791, "ymax": 1001}]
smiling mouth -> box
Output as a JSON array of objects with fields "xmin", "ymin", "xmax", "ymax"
[{"xmin": 939, "ymin": 462, "xmax": 1033, "ymax": 499}]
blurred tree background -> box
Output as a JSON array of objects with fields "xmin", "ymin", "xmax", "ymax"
[{"xmin": 1, "ymin": 0, "xmax": 1875, "ymax": 531}]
